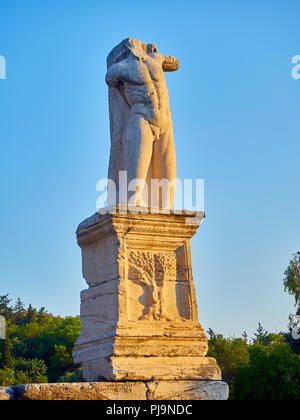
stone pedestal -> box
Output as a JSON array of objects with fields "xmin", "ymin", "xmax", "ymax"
[
  {"xmin": 4, "ymin": 381, "xmax": 229, "ymax": 400},
  {"xmin": 73, "ymin": 207, "xmax": 221, "ymax": 385}
]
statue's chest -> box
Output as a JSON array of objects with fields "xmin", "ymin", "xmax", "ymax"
[
  {"xmin": 133, "ymin": 60, "xmax": 164, "ymax": 84},
  {"xmin": 146, "ymin": 61, "xmax": 164, "ymax": 82}
]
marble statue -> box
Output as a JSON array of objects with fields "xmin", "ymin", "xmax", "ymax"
[
  {"xmin": 106, "ymin": 38, "xmax": 179, "ymax": 209},
  {"xmin": 72, "ymin": 39, "xmax": 228, "ymax": 400}
]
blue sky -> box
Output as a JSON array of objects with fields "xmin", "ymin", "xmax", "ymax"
[{"xmin": 0, "ymin": 0, "xmax": 299, "ymax": 337}]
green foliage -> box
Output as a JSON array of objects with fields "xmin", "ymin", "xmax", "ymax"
[
  {"xmin": 57, "ymin": 368, "xmax": 83, "ymax": 383},
  {"xmin": 0, "ymin": 367, "xmax": 15, "ymax": 386},
  {"xmin": 253, "ymin": 322, "xmax": 269, "ymax": 345},
  {"xmin": 3, "ymin": 337, "xmax": 14, "ymax": 369},
  {"xmin": 207, "ymin": 330, "xmax": 249, "ymax": 392},
  {"xmin": 283, "ymin": 253, "xmax": 300, "ymax": 355},
  {"xmin": 14, "ymin": 358, "xmax": 48, "ymax": 384},
  {"xmin": 49, "ymin": 345, "xmax": 74, "ymax": 380},
  {"xmin": 24, "ymin": 304, "xmax": 38, "ymax": 324},
  {"xmin": 207, "ymin": 326, "xmax": 293, "ymax": 400},
  {"xmin": 0, "ymin": 295, "xmax": 81, "ymax": 386},
  {"xmin": 233, "ymin": 343, "xmax": 300, "ymax": 400},
  {"xmin": 284, "ymin": 252, "xmax": 300, "ymax": 306},
  {"xmin": 13, "ymin": 298, "xmax": 26, "ymax": 326},
  {"xmin": 0, "ymin": 295, "xmax": 13, "ymax": 319},
  {"xmin": 0, "ymin": 358, "xmax": 48, "ymax": 386},
  {"xmin": 253, "ymin": 323, "xmax": 285, "ymax": 346}
]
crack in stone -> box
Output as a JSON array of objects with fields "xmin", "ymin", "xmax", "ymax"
[{"xmin": 146, "ymin": 380, "xmax": 159, "ymax": 400}]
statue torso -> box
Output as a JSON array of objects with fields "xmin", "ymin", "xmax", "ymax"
[{"xmin": 118, "ymin": 55, "xmax": 171, "ymax": 129}]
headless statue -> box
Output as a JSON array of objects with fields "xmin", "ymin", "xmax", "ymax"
[{"xmin": 106, "ymin": 38, "xmax": 179, "ymax": 209}]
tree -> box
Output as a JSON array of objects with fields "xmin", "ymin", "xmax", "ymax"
[
  {"xmin": 242, "ymin": 331, "xmax": 248, "ymax": 344},
  {"xmin": 37, "ymin": 307, "xmax": 48, "ymax": 324},
  {"xmin": 49, "ymin": 345, "xmax": 73, "ymax": 380},
  {"xmin": 14, "ymin": 297, "xmax": 25, "ymax": 314},
  {"xmin": 3, "ymin": 337, "xmax": 14, "ymax": 369},
  {"xmin": 207, "ymin": 333, "xmax": 249, "ymax": 390},
  {"xmin": 0, "ymin": 294, "xmax": 13, "ymax": 319},
  {"xmin": 0, "ymin": 295, "xmax": 81, "ymax": 386},
  {"xmin": 283, "ymin": 252, "xmax": 300, "ymax": 354},
  {"xmin": 128, "ymin": 251, "xmax": 160, "ymax": 320},
  {"xmin": 24, "ymin": 304, "xmax": 38, "ymax": 324},
  {"xmin": 13, "ymin": 298, "xmax": 26, "ymax": 326},
  {"xmin": 233, "ymin": 343, "xmax": 300, "ymax": 400},
  {"xmin": 15, "ymin": 358, "xmax": 48, "ymax": 384},
  {"xmin": 0, "ymin": 367, "xmax": 15, "ymax": 387},
  {"xmin": 207, "ymin": 328, "xmax": 216, "ymax": 340},
  {"xmin": 284, "ymin": 252, "xmax": 300, "ymax": 309},
  {"xmin": 253, "ymin": 323, "xmax": 269, "ymax": 345}
]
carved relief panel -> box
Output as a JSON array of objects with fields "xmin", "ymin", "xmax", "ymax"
[{"xmin": 127, "ymin": 248, "xmax": 192, "ymax": 322}]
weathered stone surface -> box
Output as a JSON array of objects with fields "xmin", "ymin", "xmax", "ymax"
[
  {"xmin": 82, "ymin": 357, "xmax": 221, "ymax": 382},
  {"xmin": 149, "ymin": 381, "xmax": 229, "ymax": 401},
  {"xmin": 73, "ymin": 209, "xmax": 216, "ymax": 382},
  {"xmin": 106, "ymin": 38, "xmax": 179, "ymax": 208},
  {"xmin": 0, "ymin": 387, "xmax": 13, "ymax": 400},
  {"xmin": 9, "ymin": 381, "xmax": 228, "ymax": 400},
  {"xmin": 13, "ymin": 382, "xmax": 147, "ymax": 401}
]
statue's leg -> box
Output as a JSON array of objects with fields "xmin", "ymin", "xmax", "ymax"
[
  {"xmin": 123, "ymin": 113, "xmax": 154, "ymax": 206},
  {"xmin": 152, "ymin": 122, "xmax": 176, "ymax": 209}
]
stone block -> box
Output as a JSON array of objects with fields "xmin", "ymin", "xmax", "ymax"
[
  {"xmin": 0, "ymin": 387, "xmax": 13, "ymax": 400},
  {"xmin": 82, "ymin": 356, "xmax": 221, "ymax": 382},
  {"xmin": 10, "ymin": 380, "xmax": 229, "ymax": 400}
]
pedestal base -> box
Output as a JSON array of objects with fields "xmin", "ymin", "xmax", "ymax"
[
  {"xmin": 82, "ymin": 356, "xmax": 221, "ymax": 382},
  {"xmin": 73, "ymin": 208, "xmax": 221, "ymax": 383},
  {"xmin": 10, "ymin": 381, "xmax": 229, "ymax": 400}
]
